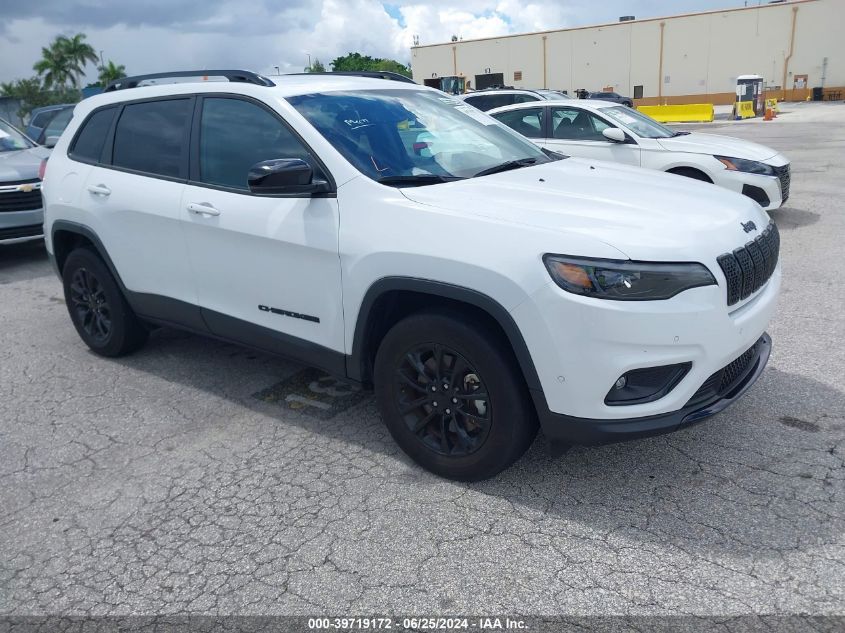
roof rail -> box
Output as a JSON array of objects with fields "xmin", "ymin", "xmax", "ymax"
[
  {"xmin": 104, "ymin": 70, "xmax": 275, "ymax": 92},
  {"xmin": 285, "ymin": 71, "xmax": 417, "ymax": 84}
]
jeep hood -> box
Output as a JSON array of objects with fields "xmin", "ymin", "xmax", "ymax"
[
  {"xmin": 656, "ymin": 132, "xmax": 779, "ymax": 162},
  {"xmin": 400, "ymin": 158, "xmax": 771, "ymax": 261}
]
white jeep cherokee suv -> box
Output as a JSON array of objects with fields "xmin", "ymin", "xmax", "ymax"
[{"xmin": 42, "ymin": 70, "xmax": 781, "ymax": 481}]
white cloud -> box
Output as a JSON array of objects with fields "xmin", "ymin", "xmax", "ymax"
[{"xmin": 0, "ymin": 0, "xmax": 739, "ymax": 84}]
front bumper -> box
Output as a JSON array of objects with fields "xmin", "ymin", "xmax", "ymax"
[
  {"xmin": 534, "ymin": 332, "xmax": 771, "ymax": 445},
  {"xmin": 0, "ymin": 208, "xmax": 44, "ymax": 244},
  {"xmin": 712, "ymin": 158, "xmax": 790, "ymax": 211}
]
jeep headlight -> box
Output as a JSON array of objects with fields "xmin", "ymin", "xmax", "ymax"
[
  {"xmin": 715, "ymin": 156, "xmax": 775, "ymax": 176},
  {"xmin": 544, "ymin": 255, "xmax": 716, "ymax": 301}
]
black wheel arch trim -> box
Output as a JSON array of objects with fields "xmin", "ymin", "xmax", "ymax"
[
  {"xmin": 51, "ymin": 221, "xmax": 124, "ymax": 287},
  {"xmin": 347, "ymin": 277, "xmax": 544, "ymax": 393},
  {"xmin": 50, "ymin": 220, "xmax": 207, "ymax": 331}
]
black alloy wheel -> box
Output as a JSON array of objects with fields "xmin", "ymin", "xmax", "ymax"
[
  {"xmin": 395, "ymin": 343, "xmax": 492, "ymax": 456},
  {"xmin": 62, "ymin": 247, "xmax": 148, "ymax": 357},
  {"xmin": 374, "ymin": 310, "xmax": 538, "ymax": 481},
  {"xmin": 69, "ymin": 267, "xmax": 112, "ymax": 344}
]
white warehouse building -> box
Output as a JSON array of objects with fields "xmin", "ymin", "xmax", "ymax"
[{"xmin": 410, "ymin": 0, "xmax": 844, "ymax": 104}]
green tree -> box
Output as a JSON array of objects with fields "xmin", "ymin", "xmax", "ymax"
[
  {"xmin": 33, "ymin": 34, "xmax": 99, "ymax": 89},
  {"xmin": 330, "ymin": 52, "xmax": 411, "ymax": 78},
  {"xmin": 60, "ymin": 33, "xmax": 99, "ymax": 87},
  {"xmin": 98, "ymin": 60, "xmax": 127, "ymax": 86},
  {"xmin": 33, "ymin": 37, "xmax": 75, "ymax": 89},
  {"xmin": 305, "ymin": 58, "xmax": 326, "ymax": 73},
  {"xmin": 372, "ymin": 59, "xmax": 412, "ymax": 77},
  {"xmin": 0, "ymin": 77, "xmax": 79, "ymax": 120}
]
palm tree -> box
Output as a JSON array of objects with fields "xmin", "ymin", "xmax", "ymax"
[
  {"xmin": 33, "ymin": 37, "xmax": 74, "ymax": 90},
  {"xmin": 98, "ymin": 60, "xmax": 126, "ymax": 87},
  {"xmin": 60, "ymin": 34, "xmax": 99, "ymax": 87}
]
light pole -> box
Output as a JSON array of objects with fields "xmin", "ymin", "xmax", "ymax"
[
  {"xmin": 274, "ymin": 66, "xmax": 280, "ymax": 75},
  {"xmin": 307, "ymin": 53, "xmax": 311, "ymax": 70}
]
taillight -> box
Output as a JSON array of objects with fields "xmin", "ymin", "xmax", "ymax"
[{"xmin": 38, "ymin": 158, "xmax": 48, "ymax": 181}]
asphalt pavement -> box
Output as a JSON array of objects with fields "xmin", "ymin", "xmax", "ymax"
[{"xmin": 0, "ymin": 102, "xmax": 843, "ymax": 617}]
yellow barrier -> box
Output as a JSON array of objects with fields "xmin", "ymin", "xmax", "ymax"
[
  {"xmin": 636, "ymin": 103, "xmax": 715, "ymax": 123},
  {"xmin": 765, "ymin": 98, "xmax": 779, "ymax": 113},
  {"xmin": 736, "ymin": 101, "xmax": 756, "ymax": 119}
]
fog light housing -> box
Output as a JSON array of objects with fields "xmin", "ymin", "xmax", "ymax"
[{"xmin": 604, "ymin": 362, "xmax": 692, "ymax": 406}]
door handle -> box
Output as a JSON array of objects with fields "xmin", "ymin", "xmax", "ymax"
[
  {"xmin": 87, "ymin": 184, "xmax": 111, "ymax": 196},
  {"xmin": 186, "ymin": 202, "xmax": 221, "ymax": 217}
]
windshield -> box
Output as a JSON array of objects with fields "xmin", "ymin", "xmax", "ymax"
[
  {"xmin": 287, "ymin": 89, "xmax": 549, "ymax": 183},
  {"xmin": 600, "ymin": 106, "xmax": 677, "ymax": 139},
  {"xmin": 0, "ymin": 119, "xmax": 34, "ymax": 152}
]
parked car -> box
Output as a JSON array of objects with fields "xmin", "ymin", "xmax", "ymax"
[
  {"xmin": 488, "ymin": 99, "xmax": 790, "ymax": 210},
  {"xmin": 0, "ymin": 117, "xmax": 50, "ymax": 244},
  {"xmin": 25, "ymin": 104, "xmax": 74, "ymax": 146},
  {"xmin": 586, "ymin": 91, "xmax": 633, "ymax": 107},
  {"xmin": 459, "ymin": 88, "xmax": 571, "ymax": 112},
  {"xmin": 43, "ymin": 70, "xmax": 779, "ymax": 480}
]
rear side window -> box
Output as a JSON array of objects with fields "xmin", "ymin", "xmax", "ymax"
[
  {"xmin": 491, "ymin": 107, "xmax": 545, "ymax": 139},
  {"xmin": 112, "ymin": 99, "xmax": 191, "ymax": 178},
  {"xmin": 70, "ymin": 108, "xmax": 116, "ymax": 163},
  {"xmin": 464, "ymin": 94, "xmax": 513, "ymax": 111},
  {"xmin": 30, "ymin": 111, "xmax": 55, "ymax": 128},
  {"xmin": 40, "ymin": 108, "xmax": 73, "ymax": 143}
]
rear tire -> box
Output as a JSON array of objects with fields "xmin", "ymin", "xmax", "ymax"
[
  {"xmin": 62, "ymin": 248, "xmax": 148, "ymax": 357},
  {"xmin": 374, "ymin": 310, "xmax": 538, "ymax": 481}
]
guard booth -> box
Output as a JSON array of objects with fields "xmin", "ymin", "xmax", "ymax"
[{"xmin": 735, "ymin": 75, "xmax": 765, "ymax": 117}]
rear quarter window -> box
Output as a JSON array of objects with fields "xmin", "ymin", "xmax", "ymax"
[{"xmin": 69, "ymin": 107, "xmax": 116, "ymax": 163}]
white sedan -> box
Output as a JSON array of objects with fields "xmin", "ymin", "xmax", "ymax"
[{"xmin": 487, "ymin": 100, "xmax": 790, "ymax": 210}]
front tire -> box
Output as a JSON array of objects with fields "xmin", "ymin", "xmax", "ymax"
[
  {"xmin": 374, "ymin": 311, "xmax": 538, "ymax": 481},
  {"xmin": 62, "ymin": 248, "xmax": 148, "ymax": 357}
]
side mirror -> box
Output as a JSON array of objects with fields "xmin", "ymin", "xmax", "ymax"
[
  {"xmin": 602, "ymin": 128, "xmax": 626, "ymax": 143},
  {"xmin": 247, "ymin": 158, "xmax": 329, "ymax": 195},
  {"xmin": 44, "ymin": 136, "xmax": 60, "ymax": 148}
]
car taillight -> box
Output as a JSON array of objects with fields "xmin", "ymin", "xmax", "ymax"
[{"xmin": 38, "ymin": 158, "xmax": 48, "ymax": 181}]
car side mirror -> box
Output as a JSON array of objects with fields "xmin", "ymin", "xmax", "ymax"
[
  {"xmin": 248, "ymin": 158, "xmax": 330, "ymax": 195},
  {"xmin": 602, "ymin": 128, "xmax": 626, "ymax": 143},
  {"xmin": 44, "ymin": 136, "xmax": 60, "ymax": 148}
]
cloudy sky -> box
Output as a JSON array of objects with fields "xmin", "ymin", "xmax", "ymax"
[{"xmin": 0, "ymin": 0, "xmax": 748, "ymax": 84}]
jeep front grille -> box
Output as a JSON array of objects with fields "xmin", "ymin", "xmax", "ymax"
[{"xmin": 716, "ymin": 222, "xmax": 780, "ymax": 306}]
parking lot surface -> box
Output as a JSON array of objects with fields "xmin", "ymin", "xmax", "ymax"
[{"xmin": 1, "ymin": 102, "xmax": 843, "ymax": 616}]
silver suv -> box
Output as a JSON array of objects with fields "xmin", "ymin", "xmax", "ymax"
[{"xmin": 0, "ymin": 118, "xmax": 50, "ymax": 244}]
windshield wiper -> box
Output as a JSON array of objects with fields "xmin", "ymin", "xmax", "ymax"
[
  {"xmin": 671, "ymin": 131, "xmax": 691, "ymax": 137},
  {"xmin": 541, "ymin": 147, "xmax": 569, "ymax": 160},
  {"xmin": 472, "ymin": 157, "xmax": 539, "ymax": 178},
  {"xmin": 376, "ymin": 174, "xmax": 463, "ymax": 187}
]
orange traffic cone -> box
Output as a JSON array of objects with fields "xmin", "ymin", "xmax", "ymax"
[{"xmin": 764, "ymin": 108, "xmax": 774, "ymax": 121}]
